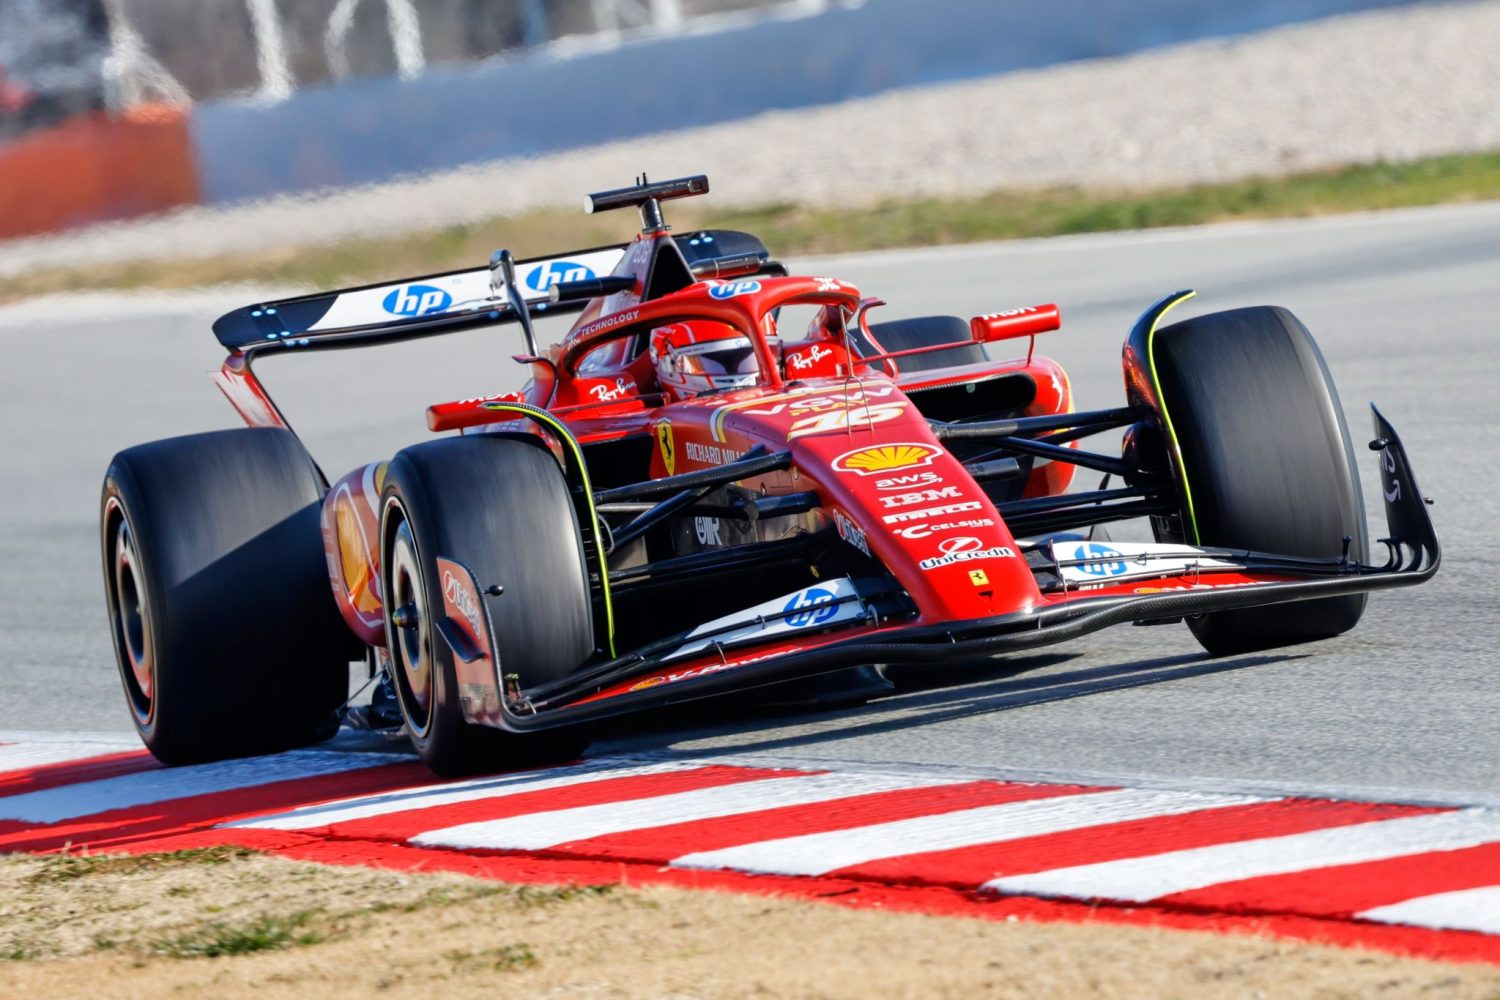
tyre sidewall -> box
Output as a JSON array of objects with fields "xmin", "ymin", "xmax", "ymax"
[
  {"xmin": 379, "ymin": 436, "xmax": 594, "ymax": 775},
  {"xmin": 379, "ymin": 484, "xmax": 467, "ymax": 770},
  {"xmin": 101, "ymin": 465, "xmax": 172, "ymax": 749}
]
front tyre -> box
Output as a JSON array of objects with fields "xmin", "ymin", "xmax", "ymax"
[
  {"xmin": 1150, "ymin": 306, "xmax": 1368, "ymax": 655},
  {"xmin": 380, "ymin": 436, "xmax": 594, "ymax": 776}
]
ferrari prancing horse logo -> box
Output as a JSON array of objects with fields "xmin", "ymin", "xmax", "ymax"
[{"xmin": 656, "ymin": 421, "xmax": 675, "ymax": 476}]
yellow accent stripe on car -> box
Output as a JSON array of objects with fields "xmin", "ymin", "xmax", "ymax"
[
  {"xmin": 1144, "ymin": 290, "xmax": 1201, "ymax": 543},
  {"xmin": 473, "ymin": 403, "xmax": 616, "ymax": 658},
  {"xmin": 708, "ymin": 384, "xmax": 826, "ymax": 442}
]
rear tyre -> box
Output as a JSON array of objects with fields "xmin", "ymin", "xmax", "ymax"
[
  {"xmin": 1151, "ymin": 306, "xmax": 1368, "ymax": 655},
  {"xmin": 100, "ymin": 429, "xmax": 356, "ymax": 764},
  {"xmin": 867, "ymin": 315, "xmax": 988, "ymax": 372},
  {"xmin": 380, "ymin": 436, "xmax": 594, "ymax": 776}
]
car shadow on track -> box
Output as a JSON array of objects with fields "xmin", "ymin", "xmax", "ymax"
[{"xmin": 592, "ymin": 648, "xmax": 1306, "ymax": 760}]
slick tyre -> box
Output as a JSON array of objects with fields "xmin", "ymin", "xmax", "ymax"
[
  {"xmin": 100, "ymin": 429, "xmax": 356, "ymax": 764},
  {"xmin": 381, "ymin": 436, "xmax": 594, "ymax": 776},
  {"xmin": 867, "ymin": 315, "xmax": 988, "ymax": 372},
  {"xmin": 1151, "ymin": 306, "xmax": 1368, "ymax": 655}
]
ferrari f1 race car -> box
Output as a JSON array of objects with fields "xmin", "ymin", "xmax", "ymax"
[{"xmin": 100, "ymin": 175, "xmax": 1439, "ymax": 774}]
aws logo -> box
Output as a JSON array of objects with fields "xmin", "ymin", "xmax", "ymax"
[
  {"xmin": 382, "ymin": 284, "xmax": 452, "ymax": 317},
  {"xmin": 526, "ymin": 260, "xmax": 597, "ymax": 292}
]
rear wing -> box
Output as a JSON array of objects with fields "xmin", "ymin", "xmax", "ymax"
[
  {"xmin": 209, "ymin": 227, "xmax": 776, "ymax": 443},
  {"xmin": 211, "ymin": 228, "xmax": 776, "ymax": 355},
  {"xmin": 212, "ymin": 244, "xmax": 629, "ymax": 352}
]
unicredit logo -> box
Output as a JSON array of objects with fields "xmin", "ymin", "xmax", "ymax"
[{"xmin": 919, "ymin": 537, "xmax": 1016, "ymax": 571}]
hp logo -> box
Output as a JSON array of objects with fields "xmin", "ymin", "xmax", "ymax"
[
  {"xmin": 784, "ymin": 587, "xmax": 838, "ymax": 628},
  {"xmin": 1078, "ymin": 542, "xmax": 1127, "ymax": 577},
  {"xmin": 382, "ymin": 284, "xmax": 452, "ymax": 317},
  {"xmin": 709, "ymin": 280, "xmax": 761, "ymax": 300},
  {"xmin": 526, "ymin": 260, "xmax": 597, "ymax": 292}
]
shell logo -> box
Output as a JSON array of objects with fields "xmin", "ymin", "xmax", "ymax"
[{"xmin": 832, "ymin": 442, "xmax": 942, "ymax": 476}]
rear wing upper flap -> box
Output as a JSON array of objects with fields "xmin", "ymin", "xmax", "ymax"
[
  {"xmin": 212, "ymin": 229, "xmax": 773, "ymax": 353},
  {"xmin": 212, "ymin": 243, "xmax": 628, "ymax": 352}
]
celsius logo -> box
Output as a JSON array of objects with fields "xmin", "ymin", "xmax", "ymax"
[
  {"xmin": 783, "ymin": 586, "xmax": 838, "ymax": 628},
  {"xmin": 383, "ymin": 284, "xmax": 452, "ymax": 317},
  {"xmin": 526, "ymin": 260, "xmax": 597, "ymax": 292},
  {"xmin": 1077, "ymin": 542, "xmax": 1127, "ymax": 577}
]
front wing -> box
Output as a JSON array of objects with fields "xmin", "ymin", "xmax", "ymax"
[{"xmin": 468, "ymin": 405, "xmax": 1437, "ymax": 733}]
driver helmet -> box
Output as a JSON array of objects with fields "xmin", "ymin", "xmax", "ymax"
[{"xmin": 650, "ymin": 321, "xmax": 761, "ymax": 400}]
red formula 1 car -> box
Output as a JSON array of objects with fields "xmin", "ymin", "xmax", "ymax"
[{"xmin": 100, "ymin": 175, "xmax": 1439, "ymax": 774}]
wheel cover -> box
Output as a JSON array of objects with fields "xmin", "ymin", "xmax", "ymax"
[
  {"xmin": 386, "ymin": 514, "xmax": 434, "ymax": 737},
  {"xmin": 108, "ymin": 510, "xmax": 154, "ymax": 723}
]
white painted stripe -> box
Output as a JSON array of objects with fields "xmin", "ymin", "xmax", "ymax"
[
  {"xmin": 706, "ymin": 751, "xmax": 1500, "ymax": 811},
  {"xmin": 984, "ymin": 808, "xmax": 1500, "ymax": 903},
  {"xmin": 413, "ymin": 771, "xmax": 972, "ymax": 851},
  {"xmin": 1358, "ymin": 886, "xmax": 1500, "ymax": 935},
  {"xmin": 0, "ymin": 750, "xmax": 396, "ymax": 824},
  {"xmin": 0, "ymin": 737, "xmax": 145, "ymax": 777},
  {"xmin": 673, "ymin": 788, "xmax": 1263, "ymax": 876},
  {"xmin": 227, "ymin": 759, "xmax": 711, "ymax": 830}
]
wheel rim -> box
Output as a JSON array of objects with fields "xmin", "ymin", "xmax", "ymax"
[
  {"xmin": 108, "ymin": 509, "xmax": 154, "ymax": 723},
  {"xmin": 386, "ymin": 513, "xmax": 434, "ymax": 737}
]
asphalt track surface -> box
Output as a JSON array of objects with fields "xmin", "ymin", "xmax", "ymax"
[{"xmin": 2, "ymin": 202, "xmax": 1496, "ymax": 807}]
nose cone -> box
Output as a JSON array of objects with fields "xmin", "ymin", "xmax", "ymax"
[{"xmin": 801, "ymin": 435, "xmax": 1041, "ymax": 621}]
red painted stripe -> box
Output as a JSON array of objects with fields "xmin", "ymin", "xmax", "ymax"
[
  {"xmin": 0, "ymin": 750, "xmax": 163, "ymax": 842},
  {"xmin": 1160, "ymin": 840, "xmax": 1500, "ymax": 918},
  {"xmin": 294, "ymin": 766, "xmax": 806, "ymax": 842},
  {"xmin": 548, "ymin": 781, "xmax": 1103, "ymax": 862},
  {"xmin": 0, "ymin": 762, "xmax": 430, "ymax": 853},
  {"xmin": 0, "ymin": 741, "xmax": 1493, "ymax": 967},
  {"xmin": 179, "ymin": 830, "xmax": 1500, "ymax": 967},
  {"xmin": 834, "ymin": 798, "xmax": 1444, "ymax": 887},
  {"xmin": 0, "ymin": 750, "xmax": 157, "ymax": 797}
]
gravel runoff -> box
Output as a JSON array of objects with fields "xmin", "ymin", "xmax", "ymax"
[{"xmin": 2, "ymin": 0, "xmax": 1497, "ymax": 279}]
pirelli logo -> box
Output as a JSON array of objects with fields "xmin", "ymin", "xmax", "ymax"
[{"xmin": 881, "ymin": 501, "xmax": 984, "ymax": 525}]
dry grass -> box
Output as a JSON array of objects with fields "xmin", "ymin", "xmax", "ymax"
[
  {"xmin": 3, "ymin": 151, "xmax": 1500, "ymax": 305},
  {"xmin": 0, "ymin": 848, "xmax": 1496, "ymax": 999}
]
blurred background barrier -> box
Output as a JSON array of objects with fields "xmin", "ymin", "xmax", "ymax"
[
  {"xmin": 0, "ymin": 0, "xmax": 1430, "ymax": 236},
  {"xmin": 0, "ymin": 103, "xmax": 199, "ymax": 240}
]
